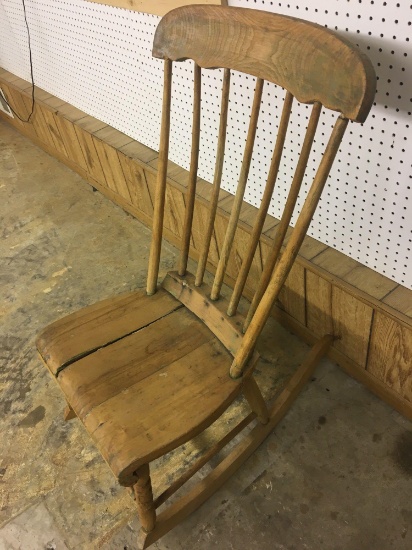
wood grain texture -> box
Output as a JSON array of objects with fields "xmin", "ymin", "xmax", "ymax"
[
  {"xmin": 82, "ymin": 336, "xmax": 241, "ymax": 485},
  {"xmin": 367, "ymin": 312, "xmax": 412, "ymax": 402},
  {"xmin": 58, "ymin": 307, "xmax": 212, "ymax": 417},
  {"xmin": 36, "ymin": 288, "xmax": 181, "ymax": 374},
  {"xmin": 153, "ymin": 5, "xmax": 376, "ymax": 122},
  {"xmin": 306, "ymin": 270, "xmax": 333, "ymax": 335},
  {"xmin": 162, "ymin": 271, "xmax": 245, "ymax": 355},
  {"xmin": 141, "ymin": 334, "xmax": 333, "ymax": 548},
  {"xmin": 92, "ymin": 137, "xmax": 132, "ymax": 201},
  {"xmin": 383, "ymin": 286, "xmax": 412, "ymax": 319},
  {"xmin": 86, "ymin": 0, "xmax": 224, "ymax": 17},
  {"xmin": 118, "ymin": 151, "xmax": 154, "ymax": 215},
  {"xmin": 332, "ymin": 286, "xmax": 373, "ymax": 367}
]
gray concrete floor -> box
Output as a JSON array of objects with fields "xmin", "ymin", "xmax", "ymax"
[{"xmin": 1, "ymin": 118, "xmax": 411, "ymax": 550}]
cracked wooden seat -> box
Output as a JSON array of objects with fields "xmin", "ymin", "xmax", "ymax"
[
  {"xmin": 38, "ymin": 291, "xmax": 250, "ymax": 486},
  {"xmin": 37, "ymin": 5, "xmax": 375, "ymax": 549}
]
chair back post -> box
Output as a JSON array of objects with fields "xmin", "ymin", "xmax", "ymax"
[
  {"xmin": 178, "ymin": 62, "xmax": 202, "ymax": 276},
  {"xmin": 210, "ymin": 77, "xmax": 264, "ymax": 301},
  {"xmin": 147, "ymin": 59, "xmax": 173, "ymax": 295},
  {"xmin": 195, "ymin": 68, "xmax": 231, "ymax": 287},
  {"xmin": 227, "ymin": 90, "xmax": 294, "ymax": 317},
  {"xmin": 244, "ymin": 100, "xmax": 322, "ymax": 327},
  {"xmin": 230, "ymin": 116, "xmax": 349, "ymax": 378}
]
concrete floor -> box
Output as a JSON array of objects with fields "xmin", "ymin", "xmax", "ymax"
[{"xmin": 0, "ymin": 118, "xmax": 411, "ymax": 550}]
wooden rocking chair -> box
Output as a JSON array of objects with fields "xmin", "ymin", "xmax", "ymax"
[{"xmin": 36, "ymin": 6, "xmax": 376, "ymax": 549}]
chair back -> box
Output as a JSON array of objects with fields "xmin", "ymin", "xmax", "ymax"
[{"xmin": 147, "ymin": 5, "xmax": 376, "ymax": 378}]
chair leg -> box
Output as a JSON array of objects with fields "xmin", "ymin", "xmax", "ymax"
[
  {"xmin": 133, "ymin": 464, "xmax": 156, "ymax": 535},
  {"xmin": 63, "ymin": 403, "xmax": 76, "ymax": 421},
  {"xmin": 242, "ymin": 376, "xmax": 269, "ymax": 424}
]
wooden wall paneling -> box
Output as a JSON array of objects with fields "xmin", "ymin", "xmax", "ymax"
[
  {"xmin": 93, "ymin": 126, "xmax": 134, "ymax": 149},
  {"xmin": 163, "ymin": 184, "xmax": 187, "ymax": 238},
  {"xmin": 383, "ymin": 286, "xmax": 412, "ymax": 319},
  {"xmin": 343, "ymin": 265, "xmax": 398, "ymax": 300},
  {"xmin": 38, "ymin": 106, "xmax": 69, "ymax": 158},
  {"xmin": 305, "ymin": 270, "xmax": 333, "ymax": 335},
  {"xmin": 272, "ymin": 301, "xmax": 412, "ymax": 421},
  {"xmin": 117, "ymin": 152, "xmax": 154, "ymax": 216},
  {"xmin": 56, "ymin": 104, "xmax": 88, "ymax": 123},
  {"xmin": 0, "ymin": 83, "xmax": 36, "ymax": 139},
  {"xmin": 118, "ymin": 140, "xmax": 158, "ymax": 165},
  {"xmin": 191, "ymin": 198, "xmax": 220, "ymax": 265},
  {"xmin": 73, "ymin": 125, "xmax": 107, "ymax": 183},
  {"xmin": 54, "ymin": 115, "xmax": 89, "ymax": 171},
  {"xmin": 277, "ymin": 262, "xmax": 306, "ymax": 325},
  {"xmin": 367, "ymin": 312, "xmax": 412, "ymax": 402},
  {"xmin": 332, "ymin": 286, "xmax": 373, "ymax": 367},
  {"xmin": 311, "ymin": 247, "xmax": 360, "ymax": 278},
  {"xmin": 148, "ymin": 157, "xmax": 191, "ymax": 187},
  {"xmin": 92, "ymin": 136, "xmax": 132, "ymax": 201}
]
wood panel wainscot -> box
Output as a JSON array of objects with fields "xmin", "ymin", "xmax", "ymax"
[{"xmin": 1, "ymin": 67, "xmax": 411, "ymax": 419}]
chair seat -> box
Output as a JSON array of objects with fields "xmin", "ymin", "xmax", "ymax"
[{"xmin": 37, "ymin": 288, "xmax": 242, "ymax": 486}]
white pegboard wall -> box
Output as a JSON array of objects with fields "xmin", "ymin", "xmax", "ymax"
[{"xmin": 0, "ymin": 0, "xmax": 410, "ymax": 288}]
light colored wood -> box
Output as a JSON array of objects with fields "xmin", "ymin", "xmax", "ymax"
[
  {"xmin": 63, "ymin": 404, "xmax": 76, "ymax": 421},
  {"xmin": 92, "ymin": 137, "xmax": 132, "ymax": 201},
  {"xmin": 245, "ymin": 101, "xmax": 322, "ymax": 326},
  {"xmin": 133, "ymin": 464, "xmax": 156, "ymax": 534},
  {"xmin": 306, "ymin": 270, "xmax": 333, "ymax": 335},
  {"xmin": 147, "ymin": 59, "xmax": 172, "ymax": 296},
  {"xmin": 227, "ymin": 91, "xmax": 294, "ymax": 316},
  {"xmin": 118, "ymin": 152, "xmax": 154, "ymax": 215},
  {"xmin": 367, "ymin": 312, "xmax": 412, "ymax": 402},
  {"xmin": 119, "ymin": 140, "xmax": 158, "ymax": 165},
  {"xmin": 82, "ymin": 337, "xmax": 243, "ymax": 485},
  {"xmin": 242, "ymin": 376, "xmax": 269, "ymax": 424},
  {"xmin": 153, "ymin": 6, "xmax": 376, "ymax": 122},
  {"xmin": 179, "ymin": 63, "xmax": 201, "ymax": 276},
  {"xmin": 153, "ymin": 411, "xmax": 255, "ymax": 509},
  {"xmin": 383, "ymin": 286, "xmax": 412, "ymax": 319},
  {"xmin": 272, "ymin": 304, "xmax": 412, "ymax": 421},
  {"xmin": 54, "ymin": 115, "xmax": 88, "ymax": 171},
  {"xmin": 73, "ymin": 125, "xmax": 107, "ymax": 182},
  {"xmin": 86, "ymin": 0, "xmax": 224, "ymax": 17},
  {"xmin": 94, "ymin": 126, "xmax": 133, "ymax": 149},
  {"xmin": 195, "ymin": 68, "xmax": 230, "ymax": 286},
  {"xmin": 277, "ymin": 262, "xmax": 306, "ymax": 326},
  {"xmin": 332, "ymin": 286, "xmax": 373, "ymax": 367},
  {"xmin": 141, "ymin": 334, "xmax": 333, "ymax": 548},
  {"xmin": 232, "ymin": 117, "xmax": 348, "ymax": 378},
  {"xmin": 161, "ymin": 271, "xmax": 245, "ymax": 355},
  {"xmin": 58, "ymin": 307, "xmax": 211, "ymax": 416},
  {"xmin": 4, "ymin": 89, "xmax": 409, "ymax": 417},
  {"xmin": 38, "ymin": 106, "xmax": 68, "ymax": 157},
  {"xmin": 343, "ymin": 265, "xmax": 398, "ymax": 300},
  {"xmin": 311, "ymin": 247, "xmax": 360, "ymax": 278},
  {"xmin": 210, "ymin": 78, "xmax": 264, "ymax": 301},
  {"xmin": 36, "ymin": 287, "xmax": 181, "ymax": 375}
]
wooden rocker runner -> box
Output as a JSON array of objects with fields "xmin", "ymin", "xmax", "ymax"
[{"xmin": 36, "ymin": 5, "xmax": 376, "ymax": 548}]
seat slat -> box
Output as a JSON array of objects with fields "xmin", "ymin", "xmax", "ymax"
[
  {"xmin": 83, "ymin": 338, "xmax": 240, "ymax": 485},
  {"xmin": 36, "ymin": 287, "xmax": 181, "ymax": 375},
  {"xmin": 58, "ymin": 308, "xmax": 212, "ymax": 418}
]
